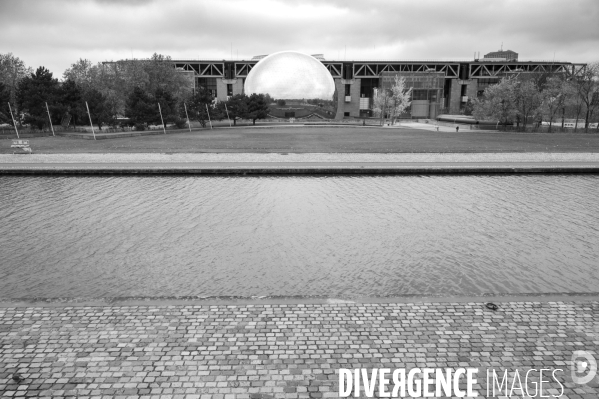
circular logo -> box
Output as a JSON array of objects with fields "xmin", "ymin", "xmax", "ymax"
[{"xmin": 571, "ymin": 351, "xmax": 597, "ymax": 385}]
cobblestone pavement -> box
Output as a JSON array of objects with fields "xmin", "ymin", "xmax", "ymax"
[{"xmin": 1, "ymin": 301, "xmax": 598, "ymax": 398}]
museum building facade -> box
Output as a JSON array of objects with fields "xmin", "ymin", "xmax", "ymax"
[{"xmin": 172, "ymin": 53, "xmax": 585, "ymax": 120}]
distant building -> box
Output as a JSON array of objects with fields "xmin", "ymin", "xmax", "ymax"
[
  {"xmin": 172, "ymin": 52, "xmax": 583, "ymax": 118},
  {"xmin": 483, "ymin": 49, "xmax": 518, "ymax": 61}
]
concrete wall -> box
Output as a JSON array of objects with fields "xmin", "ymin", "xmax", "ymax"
[
  {"xmin": 448, "ymin": 80, "xmax": 462, "ymax": 114},
  {"xmin": 448, "ymin": 79, "xmax": 478, "ymax": 114},
  {"xmin": 215, "ymin": 79, "xmax": 228, "ymax": 102},
  {"xmin": 334, "ymin": 79, "xmax": 344, "ymax": 120},
  {"xmin": 334, "ymin": 78, "xmax": 362, "ymax": 119},
  {"xmin": 429, "ymin": 102, "xmax": 440, "ymax": 119},
  {"xmin": 412, "ymin": 100, "xmax": 430, "ymax": 118},
  {"xmin": 466, "ymin": 80, "xmax": 478, "ymax": 101},
  {"xmin": 216, "ymin": 79, "xmax": 244, "ymax": 102}
]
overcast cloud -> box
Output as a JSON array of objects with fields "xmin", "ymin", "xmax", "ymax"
[{"xmin": 1, "ymin": 0, "xmax": 598, "ymax": 77}]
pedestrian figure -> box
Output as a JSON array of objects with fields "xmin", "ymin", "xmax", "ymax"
[
  {"xmin": 456, "ymin": 126, "xmax": 459, "ymax": 132},
  {"xmin": 436, "ymin": 126, "xmax": 439, "ymax": 131}
]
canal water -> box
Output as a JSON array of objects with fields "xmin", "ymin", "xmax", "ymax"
[{"xmin": 0, "ymin": 175, "xmax": 598, "ymax": 299}]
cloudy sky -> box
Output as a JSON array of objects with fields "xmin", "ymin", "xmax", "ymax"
[{"xmin": 1, "ymin": 0, "xmax": 598, "ymax": 77}]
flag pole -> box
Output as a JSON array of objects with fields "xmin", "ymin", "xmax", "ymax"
[
  {"xmin": 205, "ymin": 104, "xmax": 213, "ymax": 129},
  {"xmin": 184, "ymin": 103, "xmax": 191, "ymax": 133},
  {"xmin": 85, "ymin": 101, "xmax": 96, "ymax": 140},
  {"xmin": 45, "ymin": 102, "xmax": 55, "ymax": 136},
  {"xmin": 158, "ymin": 103, "xmax": 166, "ymax": 134},
  {"xmin": 224, "ymin": 103, "xmax": 232, "ymax": 127},
  {"xmin": 8, "ymin": 102, "xmax": 19, "ymax": 139}
]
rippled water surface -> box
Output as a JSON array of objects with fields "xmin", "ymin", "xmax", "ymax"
[{"xmin": 1, "ymin": 175, "xmax": 598, "ymax": 298}]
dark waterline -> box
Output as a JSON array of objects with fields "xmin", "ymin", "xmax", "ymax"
[{"xmin": 1, "ymin": 175, "xmax": 598, "ymax": 299}]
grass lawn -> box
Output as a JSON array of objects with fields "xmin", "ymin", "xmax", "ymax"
[{"xmin": 2, "ymin": 125, "xmax": 599, "ymax": 154}]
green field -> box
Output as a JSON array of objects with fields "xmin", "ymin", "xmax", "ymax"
[{"xmin": 2, "ymin": 125, "xmax": 599, "ymax": 154}]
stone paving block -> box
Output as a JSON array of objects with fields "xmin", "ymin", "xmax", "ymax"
[{"xmin": 1, "ymin": 301, "xmax": 598, "ymax": 398}]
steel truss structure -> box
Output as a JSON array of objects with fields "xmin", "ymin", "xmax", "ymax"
[
  {"xmin": 170, "ymin": 60, "xmax": 586, "ymax": 79},
  {"xmin": 468, "ymin": 62, "xmax": 586, "ymax": 78},
  {"xmin": 348, "ymin": 62, "xmax": 459, "ymax": 78},
  {"xmin": 173, "ymin": 62, "xmax": 224, "ymax": 76}
]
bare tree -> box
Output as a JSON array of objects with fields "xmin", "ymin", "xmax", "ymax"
[
  {"xmin": 556, "ymin": 79, "xmax": 578, "ymax": 129},
  {"xmin": 540, "ymin": 76, "xmax": 569, "ymax": 132},
  {"xmin": 372, "ymin": 87, "xmax": 391, "ymax": 126},
  {"xmin": 514, "ymin": 78, "xmax": 543, "ymax": 131},
  {"xmin": 389, "ymin": 76, "xmax": 412, "ymax": 124},
  {"xmin": 574, "ymin": 62, "xmax": 599, "ymax": 132},
  {"xmin": 566, "ymin": 81, "xmax": 586, "ymax": 132}
]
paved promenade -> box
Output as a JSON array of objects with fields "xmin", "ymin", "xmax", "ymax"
[
  {"xmin": 2, "ymin": 153, "xmax": 599, "ymax": 174},
  {"xmin": 3, "ymin": 152, "xmax": 599, "ymax": 163},
  {"xmin": 1, "ymin": 300, "xmax": 598, "ymax": 398}
]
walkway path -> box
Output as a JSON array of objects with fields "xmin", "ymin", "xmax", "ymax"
[
  {"xmin": 396, "ymin": 121, "xmax": 462, "ymax": 132},
  {"xmin": 1, "ymin": 300, "xmax": 597, "ymax": 398},
  {"xmin": 3, "ymin": 152, "xmax": 599, "ymax": 163},
  {"xmin": 2, "ymin": 153, "xmax": 599, "ymax": 174}
]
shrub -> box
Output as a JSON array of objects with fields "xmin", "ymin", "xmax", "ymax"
[
  {"xmin": 134, "ymin": 123, "xmax": 145, "ymax": 131},
  {"xmin": 174, "ymin": 117, "xmax": 187, "ymax": 129}
]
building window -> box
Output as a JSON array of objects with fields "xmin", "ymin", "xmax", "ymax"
[
  {"xmin": 461, "ymin": 85, "xmax": 467, "ymax": 97},
  {"xmin": 227, "ymin": 84, "xmax": 233, "ymax": 96},
  {"xmin": 343, "ymin": 64, "xmax": 352, "ymax": 80},
  {"xmin": 345, "ymin": 84, "xmax": 351, "ymax": 96},
  {"xmin": 344, "ymin": 112, "xmax": 350, "ymax": 117},
  {"xmin": 197, "ymin": 77, "xmax": 217, "ymax": 97},
  {"xmin": 411, "ymin": 89, "xmax": 441, "ymax": 101},
  {"xmin": 225, "ymin": 63, "xmax": 233, "ymax": 79},
  {"xmin": 412, "ymin": 90, "xmax": 428, "ymax": 101},
  {"xmin": 360, "ymin": 78, "xmax": 378, "ymax": 98}
]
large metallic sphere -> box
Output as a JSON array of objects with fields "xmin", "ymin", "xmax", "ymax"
[{"xmin": 244, "ymin": 51, "xmax": 335, "ymax": 100}]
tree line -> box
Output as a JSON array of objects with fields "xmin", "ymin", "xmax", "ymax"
[
  {"xmin": 471, "ymin": 63, "xmax": 599, "ymax": 132},
  {"xmin": 3, "ymin": 51, "xmax": 597, "ymax": 132},
  {"xmin": 0, "ymin": 53, "xmax": 271, "ymax": 131}
]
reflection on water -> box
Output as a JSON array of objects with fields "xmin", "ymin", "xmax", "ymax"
[{"xmin": 0, "ymin": 175, "xmax": 598, "ymax": 299}]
